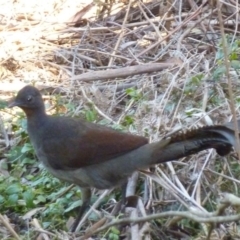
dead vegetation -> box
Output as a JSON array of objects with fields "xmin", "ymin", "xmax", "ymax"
[{"xmin": 1, "ymin": 0, "xmax": 240, "ymax": 239}]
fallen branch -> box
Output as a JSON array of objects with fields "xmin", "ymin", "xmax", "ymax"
[
  {"xmin": 72, "ymin": 63, "xmax": 175, "ymax": 82},
  {"xmin": 83, "ymin": 192, "xmax": 240, "ymax": 238},
  {"xmin": 85, "ymin": 210, "xmax": 240, "ymax": 238}
]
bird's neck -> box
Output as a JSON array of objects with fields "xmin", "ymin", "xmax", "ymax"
[{"xmin": 24, "ymin": 108, "xmax": 48, "ymax": 128}]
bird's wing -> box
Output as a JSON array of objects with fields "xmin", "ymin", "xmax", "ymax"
[{"xmin": 40, "ymin": 120, "xmax": 148, "ymax": 170}]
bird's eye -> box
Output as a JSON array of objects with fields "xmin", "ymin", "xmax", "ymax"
[{"xmin": 27, "ymin": 95, "xmax": 32, "ymax": 102}]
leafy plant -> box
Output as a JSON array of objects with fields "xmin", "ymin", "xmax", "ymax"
[
  {"xmin": 126, "ymin": 87, "xmax": 143, "ymax": 101},
  {"xmin": 213, "ymin": 37, "xmax": 240, "ymax": 79},
  {"xmin": 0, "ymin": 100, "xmax": 8, "ymax": 109},
  {"xmin": 184, "ymin": 73, "xmax": 204, "ymax": 96}
]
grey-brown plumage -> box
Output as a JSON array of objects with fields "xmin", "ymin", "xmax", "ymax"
[{"xmin": 9, "ymin": 85, "xmax": 239, "ymax": 231}]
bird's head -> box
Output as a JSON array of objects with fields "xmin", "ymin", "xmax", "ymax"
[{"xmin": 8, "ymin": 85, "xmax": 45, "ymax": 113}]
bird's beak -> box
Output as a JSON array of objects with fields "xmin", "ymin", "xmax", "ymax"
[{"xmin": 8, "ymin": 99, "xmax": 18, "ymax": 108}]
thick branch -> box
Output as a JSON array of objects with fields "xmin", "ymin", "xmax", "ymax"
[{"xmin": 72, "ymin": 63, "xmax": 175, "ymax": 82}]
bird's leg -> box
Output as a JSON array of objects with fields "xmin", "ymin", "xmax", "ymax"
[
  {"xmin": 116, "ymin": 181, "xmax": 140, "ymax": 214},
  {"xmin": 108, "ymin": 183, "xmax": 128, "ymax": 217},
  {"xmin": 70, "ymin": 188, "xmax": 91, "ymax": 232},
  {"xmin": 121, "ymin": 182, "xmax": 127, "ymax": 207}
]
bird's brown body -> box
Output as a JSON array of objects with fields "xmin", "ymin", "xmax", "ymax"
[
  {"xmin": 9, "ymin": 85, "xmax": 240, "ymax": 231},
  {"xmin": 28, "ymin": 114, "xmax": 149, "ymax": 189}
]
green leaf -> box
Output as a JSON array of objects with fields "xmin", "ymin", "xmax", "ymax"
[
  {"xmin": 5, "ymin": 184, "xmax": 22, "ymax": 195},
  {"xmin": 34, "ymin": 195, "xmax": 47, "ymax": 204},
  {"xmin": 231, "ymin": 60, "xmax": 240, "ymax": 70},
  {"xmin": 212, "ymin": 66, "xmax": 226, "ymax": 79},
  {"xmin": 31, "ymin": 177, "xmax": 44, "ymax": 187},
  {"xmin": 6, "ymin": 146, "xmax": 23, "ymax": 162},
  {"xmin": 21, "ymin": 143, "xmax": 33, "ymax": 153},
  {"xmin": 109, "ymin": 232, "xmax": 119, "ymax": 240},
  {"xmin": 0, "ymin": 100, "xmax": 8, "ymax": 109},
  {"xmin": 85, "ymin": 110, "xmax": 97, "ymax": 122},
  {"xmin": 8, "ymin": 194, "xmax": 19, "ymax": 205},
  {"xmin": 126, "ymin": 88, "xmax": 142, "ymax": 100},
  {"xmin": 229, "ymin": 52, "xmax": 238, "ymax": 60},
  {"xmin": 111, "ymin": 226, "xmax": 120, "ymax": 235},
  {"xmin": 191, "ymin": 74, "xmax": 204, "ymax": 84},
  {"xmin": 64, "ymin": 200, "xmax": 82, "ymax": 213},
  {"xmin": 0, "ymin": 195, "xmax": 5, "ymax": 204},
  {"xmin": 21, "ymin": 157, "xmax": 35, "ymax": 165},
  {"xmin": 123, "ymin": 115, "xmax": 134, "ymax": 126},
  {"xmin": 23, "ymin": 190, "xmax": 35, "ymax": 208},
  {"xmin": 215, "ymin": 49, "xmax": 224, "ymax": 60}
]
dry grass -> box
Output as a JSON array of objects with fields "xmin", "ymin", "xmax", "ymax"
[{"xmin": 1, "ymin": 0, "xmax": 240, "ymax": 239}]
